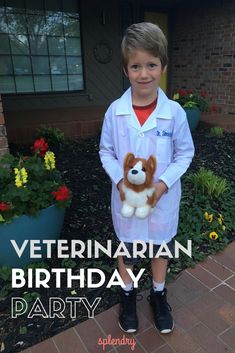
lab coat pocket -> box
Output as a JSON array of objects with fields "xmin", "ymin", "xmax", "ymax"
[{"xmin": 156, "ymin": 138, "xmax": 172, "ymax": 163}]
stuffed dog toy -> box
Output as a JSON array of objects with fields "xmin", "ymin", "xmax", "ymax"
[{"xmin": 120, "ymin": 153, "xmax": 157, "ymax": 219}]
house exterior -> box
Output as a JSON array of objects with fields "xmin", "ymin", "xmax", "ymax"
[{"xmin": 0, "ymin": 0, "xmax": 234, "ymax": 155}]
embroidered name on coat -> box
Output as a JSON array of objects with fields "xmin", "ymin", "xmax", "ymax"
[{"xmin": 156, "ymin": 130, "xmax": 173, "ymax": 137}]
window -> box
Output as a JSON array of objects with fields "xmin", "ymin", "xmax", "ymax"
[{"xmin": 0, "ymin": 0, "xmax": 84, "ymax": 93}]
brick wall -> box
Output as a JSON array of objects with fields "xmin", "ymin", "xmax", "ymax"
[
  {"xmin": 171, "ymin": 0, "xmax": 235, "ymax": 114},
  {"xmin": 0, "ymin": 95, "xmax": 9, "ymax": 157}
]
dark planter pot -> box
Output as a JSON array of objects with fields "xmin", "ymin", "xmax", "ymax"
[
  {"xmin": 184, "ymin": 107, "xmax": 201, "ymax": 131},
  {"xmin": 0, "ymin": 205, "xmax": 65, "ymax": 268}
]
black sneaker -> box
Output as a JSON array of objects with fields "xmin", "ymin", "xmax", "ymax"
[
  {"xmin": 119, "ymin": 288, "xmax": 138, "ymax": 333},
  {"xmin": 149, "ymin": 288, "xmax": 174, "ymax": 334}
]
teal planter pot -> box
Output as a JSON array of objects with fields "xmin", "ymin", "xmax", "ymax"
[
  {"xmin": 184, "ymin": 107, "xmax": 201, "ymax": 131},
  {"xmin": 0, "ymin": 205, "xmax": 65, "ymax": 268}
]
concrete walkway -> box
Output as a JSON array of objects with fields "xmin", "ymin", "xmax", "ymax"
[{"xmin": 20, "ymin": 241, "xmax": 235, "ymax": 353}]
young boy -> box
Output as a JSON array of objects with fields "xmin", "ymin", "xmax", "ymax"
[{"xmin": 99, "ymin": 22, "xmax": 194, "ymax": 334}]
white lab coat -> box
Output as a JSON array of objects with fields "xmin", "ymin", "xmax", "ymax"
[{"xmin": 99, "ymin": 87, "xmax": 194, "ymax": 244}]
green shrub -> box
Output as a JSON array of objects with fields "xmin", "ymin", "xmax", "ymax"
[
  {"xmin": 185, "ymin": 167, "xmax": 228, "ymax": 198},
  {"xmin": 209, "ymin": 126, "xmax": 224, "ymax": 137},
  {"xmin": 35, "ymin": 125, "xmax": 65, "ymax": 147}
]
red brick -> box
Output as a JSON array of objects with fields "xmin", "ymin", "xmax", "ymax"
[
  {"xmin": 95, "ymin": 308, "xmax": 127, "ymax": 338},
  {"xmin": 75, "ymin": 318, "xmax": 113, "ymax": 353},
  {"xmin": 31, "ymin": 338, "xmax": 58, "ymax": 353},
  {"xmin": 213, "ymin": 284, "xmax": 235, "ymax": 305},
  {"xmin": 225, "ymin": 275, "xmax": 235, "ymax": 289},
  {"xmin": 174, "ymin": 306, "xmax": 200, "ymax": 331},
  {"xmin": 169, "ymin": 271, "xmax": 208, "ymax": 305},
  {"xmin": 188, "ymin": 323, "xmax": 234, "ymax": 353},
  {"xmin": 0, "ymin": 113, "xmax": 5, "ymax": 124},
  {"xmin": 211, "ymin": 250, "xmax": 235, "ymax": 272},
  {"xmin": 186, "ymin": 265, "xmax": 221, "ymax": 289},
  {"xmin": 0, "ymin": 148, "xmax": 9, "ymax": 157},
  {"xmin": 200, "ymin": 257, "xmax": 233, "ymax": 281},
  {"xmin": 153, "ymin": 344, "xmax": 178, "ymax": 353},
  {"xmin": 116, "ymin": 340, "xmax": 146, "ymax": 353},
  {"xmin": 53, "ymin": 328, "xmax": 87, "ymax": 353},
  {"xmin": 220, "ymin": 327, "xmax": 235, "ymax": 349},
  {"xmin": 162, "ymin": 324, "xmax": 199, "ymax": 353},
  {"xmin": 0, "ymin": 137, "xmax": 8, "ymax": 149},
  {"xmin": 136, "ymin": 327, "xmax": 165, "ymax": 352},
  {"xmin": 188, "ymin": 291, "xmax": 225, "ymax": 317},
  {"xmin": 217, "ymin": 303, "xmax": 235, "ymax": 326}
]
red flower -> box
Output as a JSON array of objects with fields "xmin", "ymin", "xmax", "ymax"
[
  {"xmin": 31, "ymin": 138, "xmax": 49, "ymax": 157},
  {"xmin": 200, "ymin": 90, "xmax": 207, "ymax": 98},
  {"xmin": 179, "ymin": 89, "xmax": 187, "ymax": 96},
  {"xmin": 0, "ymin": 202, "xmax": 11, "ymax": 211},
  {"xmin": 51, "ymin": 185, "xmax": 70, "ymax": 201}
]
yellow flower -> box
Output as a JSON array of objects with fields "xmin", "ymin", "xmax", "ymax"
[
  {"xmin": 208, "ymin": 214, "xmax": 213, "ymax": 223},
  {"xmin": 14, "ymin": 167, "xmax": 28, "ymax": 188},
  {"xmin": 222, "ymin": 225, "xmax": 226, "ymax": 231},
  {"xmin": 44, "ymin": 151, "xmax": 56, "ymax": 170},
  {"xmin": 204, "ymin": 212, "xmax": 213, "ymax": 222},
  {"xmin": 173, "ymin": 93, "xmax": 179, "ymax": 100},
  {"xmin": 218, "ymin": 217, "xmax": 223, "ymax": 225},
  {"xmin": 209, "ymin": 231, "xmax": 219, "ymax": 240}
]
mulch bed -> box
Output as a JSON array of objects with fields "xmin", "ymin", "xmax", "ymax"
[{"xmin": 0, "ymin": 125, "xmax": 234, "ymax": 353}]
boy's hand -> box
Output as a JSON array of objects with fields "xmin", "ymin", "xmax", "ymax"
[
  {"xmin": 153, "ymin": 181, "xmax": 168, "ymax": 206},
  {"xmin": 117, "ymin": 179, "xmax": 125, "ymax": 201}
]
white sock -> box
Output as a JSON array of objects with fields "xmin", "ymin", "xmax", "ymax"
[
  {"xmin": 123, "ymin": 282, "xmax": 133, "ymax": 292},
  {"xmin": 153, "ymin": 280, "xmax": 165, "ymax": 292}
]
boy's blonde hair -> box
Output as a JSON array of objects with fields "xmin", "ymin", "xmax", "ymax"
[{"xmin": 121, "ymin": 22, "xmax": 168, "ymax": 71}]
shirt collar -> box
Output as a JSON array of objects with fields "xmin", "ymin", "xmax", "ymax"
[{"xmin": 116, "ymin": 87, "xmax": 173, "ymax": 119}]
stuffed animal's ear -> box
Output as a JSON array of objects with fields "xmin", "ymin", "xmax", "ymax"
[
  {"xmin": 124, "ymin": 153, "xmax": 135, "ymax": 168},
  {"xmin": 147, "ymin": 155, "xmax": 156, "ymax": 174}
]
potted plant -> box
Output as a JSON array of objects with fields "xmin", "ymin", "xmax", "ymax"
[
  {"xmin": 173, "ymin": 89, "xmax": 208, "ymax": 131},
  {"xmin": 0, "ymin": 138, "xmax": 72, "ymax": 267}
]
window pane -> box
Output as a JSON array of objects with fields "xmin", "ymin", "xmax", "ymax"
[
  {"xmin": 63, "ymin": 13, "xmax": 80, "ymax": 37},
  {"xmin": 0, "ymin": 76, "xmax": 15, "ymax": 93},
  {"xmin": 50, "ymin": 56, "xmax": 66, "ymax": 74},
  {"xmin": 26, "ymin": 15, "xmax": 46, "ymax": 35},
  {"xmin": 15, "ymin": 75, "xmax": 34, "ymax": 92},
  {"xmin": 0, "ymin": 3, "xmax": 83, "ymax": 93},
  {"xmin": 25, "ymin": 0, "xmax": 44, "ymax": 12},
  {"xmin": 65, "ymin": 37, "xmax": 81, "ymax": 55},
  {"xmin": 67, "ymin": 56, "xmax": 82, "ymax": 74},
  {"xmin": 45, "ymin": 0, "xmax": 62, "ymax": 11},
  {"xmin": 51, "ymin": 75, "xmax": 68, "ymax": 91},
  {"xmin": 46, "ymin": 13, "xmax": 63, "ymax": 36},
  {"xmin": 0, "ymin": 56, "xmax": 13, "ymax": 74},
  {"xmin": 34, "ymin": 75, "xmax": 52, "ymax": 92},
  {"xmin": 0, "ymin": 10, "xmax": 8, "ymax": 33},
  {"xmin": 5, "ymin": 0, "xmax": 25, "ymax": 11},
  {"xmin": 30, "ymin": 35, "xmax": 48, "ymax": 55},
  {"xmin": 13, "ymin": 55, "xmax": 32, "ymax": 74},
  {"xmin": 32, "ymin": 56, "xmax": 50, "ymax": 74},
  {"xmin": 10, "ymin": 34, "xmax": 29, "ymax": 54},
  {"xmin": 48, "ymin": 36, "xmax": 65, "ymax": 55},
  {"xmin": 68, "ymin": 75, "xmax": 84, "ymax": 90},
  {"xmin": 0, "ymin": 34, "xmax": 10, "ymax": 54},
  {"xmin": 7, "ymin": 13, "xmax": 27, "ymax": 34},
  {"xmin": 62, "ymin": 0, "xmax": 78, "ymax": 12}
]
